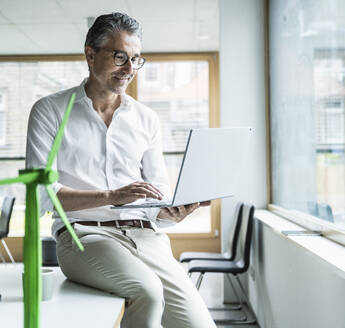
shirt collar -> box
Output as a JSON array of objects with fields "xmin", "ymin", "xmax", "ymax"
[{"xmin": 75, "ymin": 78, "xmax": 130, "ymax": 109}]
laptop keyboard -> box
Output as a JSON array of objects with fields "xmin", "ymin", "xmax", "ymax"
[{"xmin": 144, "ymin": 198, "xmax": 171, "ymax": 205}]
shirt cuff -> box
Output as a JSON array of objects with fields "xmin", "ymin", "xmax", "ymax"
[
  {"xmin": 51, "ymin": 181, "xmax": 63, "ymax": 194},
  {"xmin": 39, "ymin": 181, "xmax": 63, "ymax": 216}
]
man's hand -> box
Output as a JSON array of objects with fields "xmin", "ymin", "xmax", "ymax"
[
  {"xmin": 157, "ymin": 201, "xmax": 211, "ymax": 223},
  {"xmin": 108, "ymin": 181, "xmax": 163, "ymax": 205}
]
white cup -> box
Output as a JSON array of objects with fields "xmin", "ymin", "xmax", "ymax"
[
  {"xmin": 41, "ymin": 268, "xmax": 55, "ymax": 301},
  {"xmin": 22, "ymin": 268, "xmax": 55, "ymax": 301}
]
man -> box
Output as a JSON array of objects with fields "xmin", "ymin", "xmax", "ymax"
[{"xmin": 26, "ymin": 13, "xmax": 216, "ymax": 328}]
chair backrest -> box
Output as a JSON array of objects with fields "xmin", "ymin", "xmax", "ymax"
[
  {"xmin": 307, "ymin": 201, "xmax": 318, "ymax": 217},
  {"xmin": 234, "ymin": 203, "xmax": 255, "ymax": 271},
  {"xmin": 0, "ymin": 197, "xmax": 15, "ymax": 239},
  {"xmin": 317, "ymin": 203, "xmax": 334, "ymax": 223},
  {"xmin": 226, "ymin": 202, "xmax": 244, "ymax": 260},
  {"xmin": 307, "ymin": 201, "xmax": 334, "ymax": 223}
]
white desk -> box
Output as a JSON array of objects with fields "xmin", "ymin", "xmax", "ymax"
[{"xmin": 0, "ymin": 264, "xmax": 125, "ymax": 328}]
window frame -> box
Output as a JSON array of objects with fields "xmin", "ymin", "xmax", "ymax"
[
  {"xmin": 0, "ymin": 52, "xmax": 221, "ymax": 259},
  {"xmin": 0, "ymin": 54, "xmax": 86, "ymax": 262}
]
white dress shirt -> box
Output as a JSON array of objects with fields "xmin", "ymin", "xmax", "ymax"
[{"xmin": 26, "ymin": 79, "xmax": 174, "ymax": 237}]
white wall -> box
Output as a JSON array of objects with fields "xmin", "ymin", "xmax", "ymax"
[
  {"xmin": 219, "ymin": 0, "xmax": 267, "ymax": 297},
  {"xmin": 220, "ymin": 1, "xmax": 345, "ymax": 327},
  {"xmin": 251, "ymin": 219, "xmax": 345, "ymax": 328},
  {"xmin": 219, "ymin": 0, "xmax": 268, "ymax": 232}
]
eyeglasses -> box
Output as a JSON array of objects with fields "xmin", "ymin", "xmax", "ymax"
[{"xmin": 108, "ymin": 50, "xmax": 146, "ymax": 70}]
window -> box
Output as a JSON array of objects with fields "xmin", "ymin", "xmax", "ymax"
[
  {"xmin": 0, "ymin": 90, "xmax": 7, "ymax": 146},
  {"xmin": 144, "ymin": 63, "xmax": 159, "ymax": 82},
  {"xmin": 269, "ymin": 1, "xmax": 345, "ymax": 232},
  {"xmin": 0, "ymin": 53, "xmax": 219, "ymax": 242},
  {"xmin": 136, "ymin": 53, "xmax": 219, "ymax": 234},
  {"xmin": 0, "ymin": 57, "xmax": 88, "ymax": 236}
]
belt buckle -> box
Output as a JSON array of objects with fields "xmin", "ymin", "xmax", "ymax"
[
  {"xmin": 114, "ymin": 220, "xmax": 120, "ymax": 229},
  {"xmin": 139, "ymin": 220, "xmax": 144, "ymax": 228}
]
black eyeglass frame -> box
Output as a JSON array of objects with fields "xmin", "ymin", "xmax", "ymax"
[{"xmin": 109, "ymin": 50, "xmax": 146, "ymax": 70}]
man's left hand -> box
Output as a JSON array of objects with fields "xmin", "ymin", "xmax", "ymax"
[{"xmin": 157, "ymin": 201, "xmax": 211, "ymax": 223}]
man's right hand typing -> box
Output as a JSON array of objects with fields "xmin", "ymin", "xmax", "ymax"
[
  {"xmin": 56, "ymin": 182, "xmax": 163, "ymax": 212},
  {"xmin": 108, "ymin": 181, "xmax": 163, "ymax": 206}
]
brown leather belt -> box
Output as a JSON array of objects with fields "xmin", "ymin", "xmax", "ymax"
[{"xmin": 57, "ymin": 219, "xmax": 154, "ymax": 237}]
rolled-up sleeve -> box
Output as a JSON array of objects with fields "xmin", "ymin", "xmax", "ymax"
[{"xmin": 25, "ymin": 98, "xmax": 63, "ymax": 216}]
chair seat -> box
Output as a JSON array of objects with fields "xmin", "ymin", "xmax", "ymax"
[
  {"xmin": 188, "ymin": 259, "xmax": 246, "ymax": 274},
  {"xmin": 179, "ymin": 252, "xmax": 229, "ymax": 263}
]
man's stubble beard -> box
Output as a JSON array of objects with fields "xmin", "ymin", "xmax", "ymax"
[{"xmin": 111, "ymin": 75, "xmax": 135, "ymax": 95}]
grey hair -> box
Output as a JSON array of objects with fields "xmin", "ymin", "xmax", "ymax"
[{"xmin": 85, "ymin": 12, "xmax": 143, "ymax": 51}]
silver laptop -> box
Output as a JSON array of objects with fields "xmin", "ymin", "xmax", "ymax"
[{"xmin": 111, "ymin": 127, "xmax": 253, "ymax": 209}]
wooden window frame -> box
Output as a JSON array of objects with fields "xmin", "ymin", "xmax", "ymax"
[{"xmin": 0, "ymin": 52, "xmax": 220, "ymax": 259}]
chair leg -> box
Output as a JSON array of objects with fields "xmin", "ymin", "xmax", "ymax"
[
  {"xmin": 196, "ymin": 272, "xmax": 205, "ymax": 290},
  {"xmin": 224, "ymin": 274, "xmax": 243, "ymax": 310},
  {"xmin": 191, "ymin": 271, "xmax": 256, "ymax": 322},
  {"xmin": 0, "ymin": 249, "xmax": 6, "ymax": 263},
  {"xmin": 233, "ymin": 274, "xmax": 257, "ymax": 324},
  {"xmin": 208, "ymin": 274, "xmax": 242, "ymax": 311},
  {"xmin": 209, "ymin": 274, "xmax": 257, "ymax": 325},
  {"xmin": 1, "ymin": 240, "xmax": 15, "ymax": 264},
  {"xmin": 192, "ymin": 272, "xmax": 242, "ymax": 312}
]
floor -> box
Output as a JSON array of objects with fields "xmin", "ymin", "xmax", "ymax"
[{"xmin": 186, "ymin": 265, "xmax": 259, "ymax": 328}]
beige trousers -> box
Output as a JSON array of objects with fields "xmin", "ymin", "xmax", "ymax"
[{"xmin": 56, "ymin": 223, "xmax": 216, "ymax": 328}]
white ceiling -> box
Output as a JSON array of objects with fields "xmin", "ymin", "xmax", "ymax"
[{"xmin": 0, "ymin": 0, "xmax": 219, "ymax": 54}]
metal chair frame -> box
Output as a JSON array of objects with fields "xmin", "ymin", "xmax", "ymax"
[
  {"xmin": 188, "ymin": 204, "xmax": 256, "ymax": 325},
  {"xmin": 0, "ymin": 196, "xmax": 16, "ymax": 302},
  {"xmin": 0, "ymin": 196, "xmax": 16, "ymax": 264},
  {"xmin": 185, "ymin": 202, "xmax": 244, "ymax": 311}
]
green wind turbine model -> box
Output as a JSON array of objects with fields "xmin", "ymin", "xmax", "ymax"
[{"xmin": 0, "ymin": 92, "xmax": 84, "ymax": 328}]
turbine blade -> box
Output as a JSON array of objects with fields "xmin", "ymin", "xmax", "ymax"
[
  {"xmin": 0, "ymin": 171, "xmax": 40, "ymax": 186},
  {"xmin": 45, "ymin": 185, "xmax": 84, "ymax": 251},
  {"xmin": 0, "ymin": 176, "xmax": 23, "ymax": 186},
  {"xmin": 46, "ymin": 92, "xmax": 76, "ymax": 170}
]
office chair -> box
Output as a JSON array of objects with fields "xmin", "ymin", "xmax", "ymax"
[
  {"xmin": 0, "ymin": 196, "xmax": 16, "ymax": 264},
  {"xmin": 317, "ymin": 203, "xmax": 334, "ymax": 223},
  {"xmin": 307, "ymin": 201, "xmax": 334, "ymax": 223},
  {"xmin": 42, "ymin": 236, "xmax": 59, "ymax": 266},
  {"xmin": 179, "ymin": 202, "xmax": 243, "ymax": 263},
  {"xmin": 188, "ymin": 203, "xmax": 256, "ymax": 325},
  {"xmin": 0, "ymin": 196, "xmax": 16, "ymax": 302}
]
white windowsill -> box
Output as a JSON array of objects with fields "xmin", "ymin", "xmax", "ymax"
[{"xmin": 255, "ymin": 209, "xmax": 345, "ymax": 279}]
